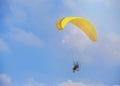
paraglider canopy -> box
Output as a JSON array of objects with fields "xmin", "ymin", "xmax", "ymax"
[{"xmin": 56, "ymin": 16, "xmax": 97, "ymax": 42}]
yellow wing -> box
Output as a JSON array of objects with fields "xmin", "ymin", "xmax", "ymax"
[{"xmin": 56, "ymin": 17, "xmax": 97, "ymax": 42}]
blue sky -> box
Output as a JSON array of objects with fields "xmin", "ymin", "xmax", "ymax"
[{"xmin": 0, "ymin": 0, "xmax": 120, "ymax": 86}]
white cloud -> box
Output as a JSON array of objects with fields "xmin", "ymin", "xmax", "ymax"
[
  {"xmin": 4, "ymin": 0, "xmax": 52, "ymax": 31},
  {"xmin": 9, "ymin": 0, "xmax": 51, "ymax": 19},
  {"xmin": 61, "ymin": 26, "xmax": 120, "ymax": 66},
  {"xmin": 0, "ymin": 38, "xmax": 9, "ymax": 52},
  {"xmin": 4, "ymin": 0, "xmax": 53, "ymax": 47},
  {"xmin": 5, "ymin": 0, "xmax": 27, "ymax": 26},
  {"xmin": 11, "ymin": 0, "xmax": 45, "ymax": 10},
  {"xmin": 23, "ymin": 78, "xmax": 47, "ymax": 86},
  {"xmin": 57, "ymin": 80, "xmax": 107, "ymax": 86},
  {"xmin": 14, "ymin": 80, "xmax": 120, "ymax": 86},
  {"xmin": 63, "ymin": 0, "xmax": 116, "ymax": 8},
  {"xmin": 9, "ymin": 28, "xmax": 43, "ymax": 47},
  {"xmin": 4, "ymin": 0, "xmax": 47, "ymax": 48},
  {"xmin": 113, "ymin": 85, "xmax": 120, "ymax": 86},
  {"xmin": 61, "ymin": 25, "xmax": 92, "ymax": 50},
  {"xmin": 63, "ymin": 0, "xmax": 118, "ymax": 10},
  {"xmin": 0, "ymin": 74, "xmax": 119, "ymax": 86},
  {"xmin": 62, "ymin": 0, "xmax": 77, "ymax": 11},
  {"xmin": 14, "ymin": 78, "xmax": 48, "ymax": 86},
  {"xmin": 0, "ymin": 74, "xmax": 46, "ymax": 86},
  {"xmin": 79, "ymin": 55, "xmax": 93, "ymax": 64},
  {"xmin": 10, "ymin": 5, "xmax": 26, "ymax": 23},
  {"xmin": 96, "ymin": 32, "xmax": 120, "ymax": 65},
  {"xmin": 82, "ymin": 0, "xmax": 113, "ymax": 4},
  {"xmin": 6, "ymin": 0, "xmax": 57, "ymax": 29},
  {"xmin": 0, "ymin": 74, "xmax": 12, "ymax": 86},
  {"xmin": 61, "ymin": 0, "xmax": 120, "ymax": 66}
]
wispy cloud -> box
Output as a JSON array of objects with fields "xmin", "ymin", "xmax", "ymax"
[
  {"xmin": 61, "ymin": 26, "xmax": 120, "ymax": 66},
  {"xmin": 63, "ymin": 0, "xmax": 119, "ymax": 10},
  {"xmin": 57, "ymin": 80, "xmax": 107, "ymax": 86},
  {"xmin": 1, "ymin": 74, "xmax": 119, "ymax": 86},
  {"xmin": 22, "ymin": 78, "xmax": 47, "ymax": 86},
  {"xmin": 61, "ymin": 25, "xmax": 92, "ymax": 50},
  {"xmin": 3, "ymin": 0, "xmax": 54, "ymax": 48},
  {"xmin": 0, "ymin": 74, "xmax": 12, "ymax": 86},
  {"xmin": 3, "ymin": 0, "xmax": 47, "ymax": 49},
  {"xmin": 0, "ymin": 74, "xmax": 47, "ymax": 86},
  {"xmin": 79, "ymin": 55, "xmax": 93, "ymax": 64},
  {"xmin": 114, "ymin": 85, "xmax": 120, "ymax": 86},
  {"xmin": 60, "ymin": 0, "xmax": 120, "ymax": 66},
  {"xmin": 8, "ymin": 28, "xmax": 43, "ymax": 47},
  {"xmin": 97, "ymin": 32, "xmax": 120, "ymax": 65},
  {"xmin": 8, "ymin": 0, "xmax": 52, "ymax": 24},
  {"xmin": 0, "ymin": 38, "xmax": 9, "ymax": 52}
]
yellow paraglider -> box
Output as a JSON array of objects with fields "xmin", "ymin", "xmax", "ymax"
[{"xmin": 56, "ymin": 17, "xmax": 97, "ymax": 41}]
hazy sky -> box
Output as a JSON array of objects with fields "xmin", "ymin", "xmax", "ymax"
[{"xmin": 0, "ymin": 0, "xmax": 120, "ymax": 86}]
